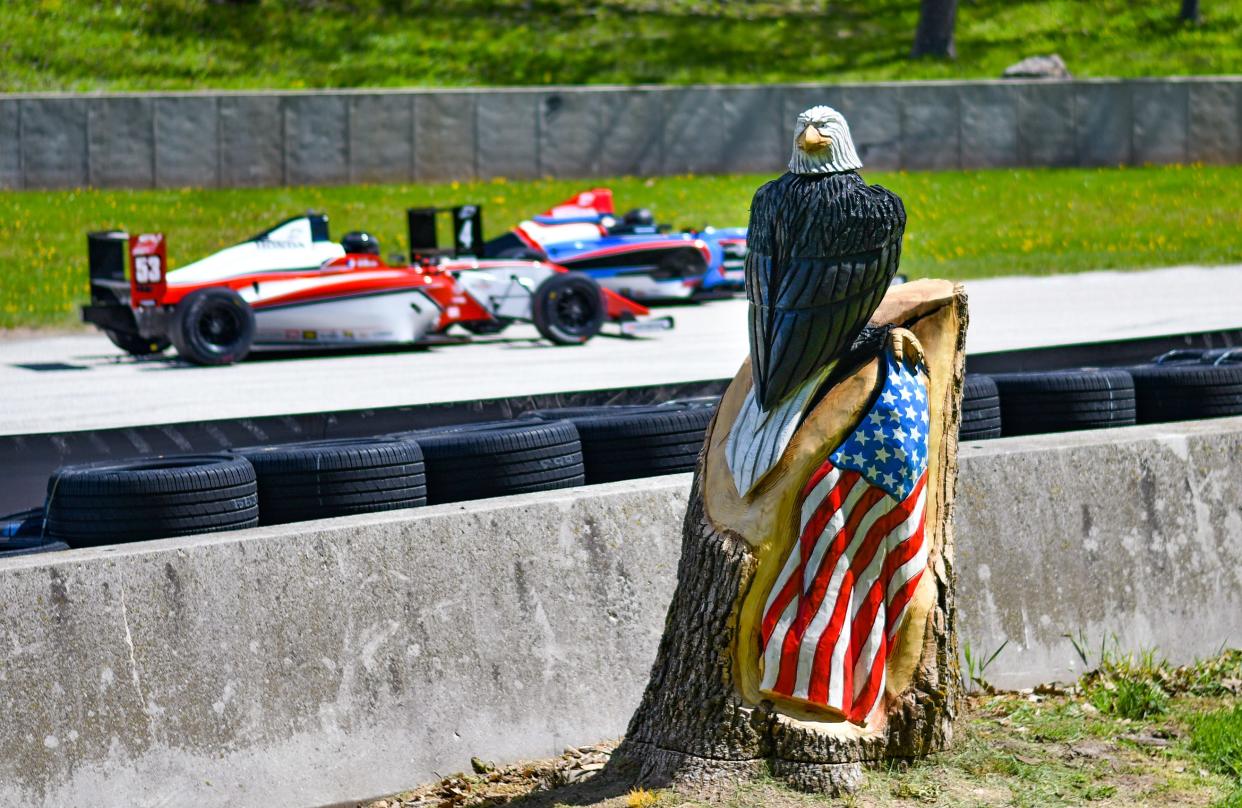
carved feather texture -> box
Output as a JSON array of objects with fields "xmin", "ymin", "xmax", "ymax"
[{"xmin": 746, "ymin": 171, "xmax": 906, "ymax": 410}]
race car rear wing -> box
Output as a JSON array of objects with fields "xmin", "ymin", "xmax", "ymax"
[
  {"xmin": 87, "ymin": 231, "xmax": 131, "ymax": 306},
  {"xmin": 407, "ymin": 205, "xmax": 484, "ymax": 261}
]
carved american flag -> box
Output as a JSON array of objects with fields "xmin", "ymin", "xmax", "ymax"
[{"xmin": 758, "ymin": 349, "xmax": 930, "ymax": 723}]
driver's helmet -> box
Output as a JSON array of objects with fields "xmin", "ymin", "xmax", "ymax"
[
  {"xmin": 341, "ymin": 231, "xmax": 380, "ymax": 255},
  {"xmin": 622, "ymin": 208, "xmax": 655, "ymax": 227}
]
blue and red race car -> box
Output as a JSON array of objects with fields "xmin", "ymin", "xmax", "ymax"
[{"xmin": 482, "ymin": 189, "xmax": 747, "ymax": 300}]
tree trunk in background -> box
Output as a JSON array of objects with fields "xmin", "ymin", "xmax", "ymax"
[
  {"xmin": 1180, "ymin": 0, "xmax": 1201, "ymax": 23},
  {"xmin": 912, "ymin": 0, "xmax": 959, "ymax": 59}
]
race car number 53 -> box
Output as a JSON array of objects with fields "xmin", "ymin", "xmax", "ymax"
[{"xmin": 134, "ymin": 255, "xmax": 163, "ymax": 284}]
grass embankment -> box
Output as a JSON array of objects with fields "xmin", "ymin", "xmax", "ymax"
[
  {"xmin": 366, "ymin": 650, "xmax": 1242, "ymax": 808},
  {"xmin": 3, "ymin": 165, "xmax": 1241, "ymax": 330},
  {"xmin": 2, "ymin": 0, "xmax": 1241, "ymax": 92}
]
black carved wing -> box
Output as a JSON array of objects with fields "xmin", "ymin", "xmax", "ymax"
[{"xmin": 746, "ymin": 173, "xmax": 906, "ymax": 410}]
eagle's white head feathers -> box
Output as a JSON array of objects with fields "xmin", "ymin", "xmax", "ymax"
[{"xmin": 789, "ymin": 105, "xmax": 863, "ymax": 175}]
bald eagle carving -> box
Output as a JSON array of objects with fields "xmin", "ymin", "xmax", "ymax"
[{"xmin": 727, "ymin": 106, "xmax": 907, "ymax": 495}]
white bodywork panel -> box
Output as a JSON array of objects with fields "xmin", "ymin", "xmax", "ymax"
[
  {"xmin": 253, "ymin": 289, "xmax": 441, "ymax": 347},
  {"xmin": 451, "ymin": 261, "xmax": 558, "ymax": 320},
  {"xmin": 515, "ymin": 220, "xmax": 602, "ymax": 247},
  {"xmin": 168, "ymin": 220, "xmax": 345, "ymax": 285},
  {"xmin": 596, "ymin": 274, "xmax": 695, "ymax": 300}
]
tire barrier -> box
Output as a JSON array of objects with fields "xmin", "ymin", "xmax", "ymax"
[
  {"xmin": 389, "ymin": 420, "xmax": 585, "ymax": 505},
  {"xmin": 960, "ymin": 374, "xmax": 1002, "ymax": 441},
  {"xmin": 1130, "ymin": 349, "xmax": 1242, "ymax": 424},
  {"xmin": 521, "ymin": 401, "xmax": 716, "ymax": 484},
  {"xmin": 23, "ymin": 351, "xmax": 1242, "ymax": 550},
  {"xmin": 989, "ymin": 369, "xmax": 1136, "ymax": 436},
  {"xmin": 44, "ymin": 454, "xmax": 260, "ymax": 547},
  {"xmin": 232, "ymin": 437, "xmax": 426, "ymax": 525}
]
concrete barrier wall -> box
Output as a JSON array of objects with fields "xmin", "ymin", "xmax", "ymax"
[
  {"xmin": 1, "ymin": 78, "xmax": 1239, "ymax": 190},
  {"xmin": 0, "ymin": 417, "xmax": 1240, "ymax": 807}
]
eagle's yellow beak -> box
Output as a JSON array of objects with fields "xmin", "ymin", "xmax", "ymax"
[{"xmin": 796, "ymin": 124, "xmax": 831, "ymax": 153}]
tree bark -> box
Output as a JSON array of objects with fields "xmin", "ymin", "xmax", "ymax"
[
  {"xmin": 912, "ymin": 0, "xmax": 959, "ymax": 59},
  {"xmin": 1180, "ymin": 0, "xmax": 1201, "ymax": 23},
  {"xmin": 608, "ymin": 281, "xmax": 968, "ymax": 796}
]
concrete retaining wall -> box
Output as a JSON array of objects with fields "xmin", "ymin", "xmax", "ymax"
[
  {"xmin": 0, "ymin": 417, "xmax": 1240, "ymax": 807},
  {"xmin": 2, "ymin": 78, "xmax": 1240, "ymax": 190}
]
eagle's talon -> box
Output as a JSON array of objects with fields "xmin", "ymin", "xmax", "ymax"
[{"xmin": 888, "ymin": 328, "xmax": 926, "ymax": 373}]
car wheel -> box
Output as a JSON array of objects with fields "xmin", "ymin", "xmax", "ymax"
[
  {"xmin": 44, "ymin": 453, "xmax": 258, "ymax": 547},
  {"xmin": 104, "ymin": 328, "xmax": 170, "ymax": 357},
  {"xmin": 232, "ymin": 437, "xmax": 426, "ymax": 525},
  {"xmin": 960, "ymin": 374, "xmax": 1002, "ymax": 440},
  {"xmin": 171, "ymin": 287, "xmax": 256, "ymax": 366},
  {"xmin": 521, "ymin": 402, "xmax": 715, "ymax": 484},
  {"xmin": 989, "ymin": 369, "xmax": 1136, "ymax": 435},
  {"xmin": 389, "ymin": 420, "xmax": 584, "ymax": 505},
  {"xmin": 531, "ymin": 273, "xmax": 605, "ymax": 345}
]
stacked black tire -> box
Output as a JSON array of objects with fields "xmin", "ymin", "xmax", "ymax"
[
  {"xmin": 390, "ymin": 420, "xmax": 585, "ymax": 504},
  {"xmin": 45, "ymin": 454, "xmax": 259, "ymax": 547},
  {"xmin": 522, "ymin": 400, "xmax": 717, "ymax": 484},
  {"xmin": 989, "ymin": 369, "xmax": 1136, "ymax": 436},
  {"xmin": 1130, "ymin": 350, "xmax": 1242, "ymax": 423},
  {"xmin": 960, "ymin": 374, "xmax": 1002, "ymax": 440},
  {"xmin": 232, "ymin": 437, "xmax": 426, "ymax": 525}
]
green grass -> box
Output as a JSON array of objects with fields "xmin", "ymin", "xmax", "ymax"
[
  {"xmin": 1191, "ymin": 705, "xmax": 1242, "ymax": 806},
  {"xmin": 2, "ymin": 0, "xmax": 1241, "ymax": 92},
  {"xmin": 3, "ymin": 164, "xmax": 1242, "ymax": 329}
]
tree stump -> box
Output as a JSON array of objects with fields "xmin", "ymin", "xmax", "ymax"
[{"xmin": 609, "ymin": 280, "xmax": 968, "ymax": 795}]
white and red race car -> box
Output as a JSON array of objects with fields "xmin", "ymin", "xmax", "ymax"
[{"xmin": 81, "ymin": 209, "xmax": 671, "ymax": 366}]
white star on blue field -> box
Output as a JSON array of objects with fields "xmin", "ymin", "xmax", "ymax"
[{"xmin": 829, "ymin": 351, "xmax": 930, "ymax": 501}]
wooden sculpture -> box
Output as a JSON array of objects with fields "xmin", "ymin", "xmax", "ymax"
[{"xmin": 609, "ymin": 107, "xmax": 968, "ymax": 795}]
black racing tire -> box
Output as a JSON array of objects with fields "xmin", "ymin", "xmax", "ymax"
[
  {"xmin": 521, "ymin": 403, "xmax": 714, "ymax": 484},
  {"xmin": 104, "ymin": 329, "xmax": 170, "ymax": 357},
  {"xmin": 990, "ymin": 369, "xmax": 1136, "ymax": 436},
  {"xmin": 530, "ymin": 273, "xmax": 606, "ymax": 345},
  {"xmin": 44, "ymin": 454, "xmax": 258, "ymax": 547},
  {"xmin": 232, "ymin": 437, "xmax": 426, "ymax": 525},
  {"xmin": 1128, "ymin": 363, "xmax": 1242, "ymax": 423},
  {"xmin": 390, "ymin": 420, "xmax": 583, "ymax": 505},
  {"xmin": 171, "ymin": 287, "xmax": 256, "ymax": 366},
  {"xmin": 960, "ymin": 374, "xmax": 1002, "ymax": 440}
]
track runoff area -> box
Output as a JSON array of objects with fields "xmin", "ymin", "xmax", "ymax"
[{"xmin": 2, "ymin": 264, "xmax": 1241, "ymax": 437}]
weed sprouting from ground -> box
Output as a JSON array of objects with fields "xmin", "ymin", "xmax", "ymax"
[
  {"xmin": 1091, "ymin": 674, "xmax": 1170, "ymax": 720},
  {"xmin": 963, "ymin": 638, "xmax": 1008, "ymax": 694}
]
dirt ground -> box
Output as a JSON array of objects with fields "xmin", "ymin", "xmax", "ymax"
[{"xmin": 357, "ymin": 688, "xmax": 1238, "ymax": 808}]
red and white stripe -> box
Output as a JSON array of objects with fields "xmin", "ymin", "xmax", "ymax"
[{"xmin": 758, "ymin": 460, "xmax": 928, "ymax": 723}]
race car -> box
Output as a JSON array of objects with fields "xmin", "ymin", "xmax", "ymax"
[
  {"xmin": 80, "ymin": 209, "xmax": 670, "ymax": 366},
  {"xmin": 480, "ymin": 189, "xmax": 748, "ymax": 299}
]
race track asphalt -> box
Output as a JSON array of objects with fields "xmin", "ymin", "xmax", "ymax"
[{"xmin": 2, "ymin": 264, "xmax": 1239, "ymax": 436}]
